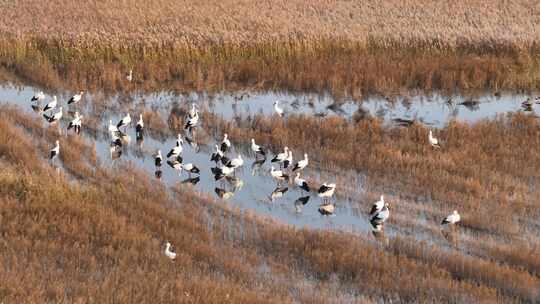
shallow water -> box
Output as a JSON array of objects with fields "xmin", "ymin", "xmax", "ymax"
[{"xmin": 0, "ymin": 83, "xmax": 534, "ymax": 244}]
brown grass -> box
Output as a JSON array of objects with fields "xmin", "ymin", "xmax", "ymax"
[
  {"xmin": 3, "ymin": 104, "xmax": 540, "ymax": 302},
  {"xmin": 0, "ymin": 1, "xmax": 540, "ymax": 95}
]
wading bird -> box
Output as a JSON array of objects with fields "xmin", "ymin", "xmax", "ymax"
[
  {"xmin": 429, "ymin": 130, "xmax": 440, "ymax": 148},
  {"xmin": 274, "ymin": 100, "xmax": 284, "ymax": 116},
  {"xmin": 167, "ymin": 134, "xmax": 183, "ymax": 158},
  {"xmin": 220, "ymin": 133, "xmax": 231, "ymax": 153},
  {"xmin": 43, "ymin": 107, "xmax": 63, "ymax": 124},
  {"xmin": 369, "ymin": 195, "xmax": 385, "ymax": 217},
  {"xmin": 117, "ymin": 113, "xmax": 131, "ymax": 132},
  {"xmin": 317, "ymin": 183, "xmax": 336, "ymax": 203},
  {"xmin": 67, "ymin": 91, "xmax": 84, "ymax": 105},
  {"xmin": 135, "ymin": 114, "xmax": 144, "ymax": 140},
  {"xmin": 49, "ymin": 140, "xmax": 60, "ymax": 161},
  {"xmin": 154, "ymin": 150, "xmax": 162, "ymax": 167},
  {"xmin": 294, "ymin": 172, "xmax": 310, "ymax": 192},
  {"xmin": 292, "ymin": 153, "xmax": 308, "ymax": 171},
  {"xmin": 370, "ymin": 203, "xmax": 390, "ymax": 227},
  {"xmin": 225, "ymin": 155, "xmax": 244, "ymax": 169},
  {"xmin": 271, "ymin": 146, "xmax": 289, "ymax": 167},
  {"xmin": 42, "ymin": 95, "xmax": 58, "ymax": 113},
  {"xmin": 270, "ymin": 166, "xmax": 288, "ymax": 182},
  {"xmin": 164, "ymin": 242, "xmax": 176, "ymax": 260},
  {"xmin": 251, "ymin": 138, "xmax": 266, "ymax": 159},
  {"xmin": 67, "ymin": 111, "xmax": 83, "ymax": 134},
  {"xmin": 318, "ymin": 202, "xmax": 335, "ymax": 215},
  {"xmin": 31, "ymin": 91, "xmax": 45, "ymax": 102}
]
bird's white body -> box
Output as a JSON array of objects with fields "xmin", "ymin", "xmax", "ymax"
[
  {"xmin": 429, "ymin": 130, "xmax": 439, "ymax": 147},
  {"xmin": 46, "ymin": 107, "xmax": 63, "ymax": 123},
  {"xmin": 371, "ymin": 204, "xmax": 390, "ymax": 224},
  {"xmin": 68, "ymin": 91, "xmax": 84, "ymax": 104},
  {"xmin": 117, "ymin": 113, "xmax": 131, "ymax": 129},
  {"xmin": 220, "ymin": 133, "xmax": 231, "ymax": 152},
  {"xmin": 251, "ymin": 139, "xmax": 265, "ymax": 156},
  {"xmin": 49, "ymin": 140, "xmax": 60, "ymax": 160},
  {"xmin": 228, "ymin": 155, "xmax": 244, "ymax": 168},
  {"xmin": 369, "ymin": 195, "xmax": 385, "ymax": 216},
  {"xmin": 270, "ymin": 166, "xmax": 287, "ymax": 180},
  {"xmin": 274, "ymin": 100, "xmax": 284, "ymax": 116},
  {"xmin": 164, "ymin": 242, "xmax": 176, "ymax": 260},
  {"xmin": 318, "ymin": 203, "xmax": 335, "ymax": 215},
  {"xmin": 136, "ymin": 114, "xmax": 144, "ymax": 129},
  {"xmin": 31, "ymin": 91, "xmax": 45, "ymax": 102},
  {"xmin": 219, "ymin": 165, "xmax": 235, "ymax": 176},
  {"xmin": 108, "ymin": 120, "xmax": 119, "ymax": 134},
  {"xmin": 272, "ymin": 147, "xmax": 289, "ymax": 163},
  {"xmin": 293, "ymin": 154, "xmax": 308, "ymax": 171},
  {"xmin": 442, "ymin": 210, "xmax": 461, "ymax": 225},
  {"xmin": 42, "ymin": 95, "xmax": 58, "ymax": 112}
]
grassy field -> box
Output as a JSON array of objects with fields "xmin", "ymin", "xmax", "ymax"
[{"xmin": 1, "ymin": 1, "xmax": 540, "ymax": 94}]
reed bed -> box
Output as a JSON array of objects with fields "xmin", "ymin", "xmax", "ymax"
[
  {"xmin": 1, "ymin": 1, "xmax": 540, "ymax": 95},
  {"xmin": 2, "ymin": 104, "xmax": 539, "ymax": 302}
]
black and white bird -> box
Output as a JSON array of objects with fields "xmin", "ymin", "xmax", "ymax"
[
  {"xmin": 225, "ymin": 155, "xmax": 244, "ymax": 169},
  {"xmin": 211, "ymin": 165, "xmax": 235, "ymax": 180},
  {"xmin": 164, "ymin": 242, "xmax": 176, "ymax": 260},
  {"xmin": 251, "ymin": 138, "xmax": 266, "ymax": 159},
  {"xmin": 215, "ymin": 187, "xmax": 234, "ymax": 199},
  {"xmin": 294, "ymin": 172, "xmax": 310, "ymax": 192},
  {"xmin": 67, "ymin": 91, "xmax": 84, "ymax": 105},
  {"xmin": 274, "ymin": 100, "xmax": 284, "ymax": 116},
  {"xmin": 42, "ymin": 95, "xmax": 58, "ymax": 113},
  {"xmin": 370, "ymin": 203, "xmax": 390, "ymax": 226},
  {"xmin": 167, "ymin": 158, "xmax": 183, "ymax": 175},
  {"xmin": 108, "ymin": 119, "xmax": 120, "ymax": 136},
  {"xmin": 67, "ymin": 111, "xmax": 83, "ymax": 134},
  {"xmin": 135, "ymin": 114, "xmax": 144, "ymax": 140},
  {"xmin": 182, "ymin": 163, "xmax": 200, "ymax": 175},
  {"xmin": 31, "ymin": 91, "xmax": 45, "ymax": 102},
  {"xmin": 317, "ymin": 183, "xmax": 336, "ymax": 203},
  {"xmin": 154, "ymin": 150, "xmax": 163, "ymax": 167},
  {"xmin": 292, "ymin": 153, "xmax": 308, "ymax": 171},
  {"xmin": 294, "ymin": 196, "xmax": 310, "ymax": 213},
  {"xmin": 117, "ymin": 113, "xmax": 131, "ymax": 131},
  {"xmin": 49, "ymin": 140, "xmax": 60, "ymax": 160},
  {"xmin": 220, "ymin": 133, "xmax": 231, "ymax": 153},
  {"xmin": 184, "ymin": 111, "xmax": 199, "ymax": 132},
  {"xmin": 211, "ymin": 144, "xmax": 224, "ymax": 163},
  {"xmin": 167, "ymin": 134, "xmax": 183, "ymax": 158},
  {"xmin": 270, "ymin": 166, "xmax": 288, "ymax": 182},
  {"xmin": 429, "ymin": 130, "xmax": 440, "ymax": 148},
  {"xmin": 271, "ymin": 146, "xmax": 289, "ymax": 165},
  {"xmin": 369, "ymin": 195, "xmax": 385, "ymax": 216},
  {"xmin": 43, "ymin": 107, "xmax": 63, "ymax": 123},
  {"xmin": 441, "ymin": 210, "xmax": 461, "ymax": 225},
  {"xmin": 126, "ymin": 69, "xmax": 133, "ymax": 82},
  {"xmin": 188, "ymin": 103, "xmax": 198, "ymax": 118},
  {"xmin": 283, "ymin": 150, "xmax": 293, "ymax": 169}
]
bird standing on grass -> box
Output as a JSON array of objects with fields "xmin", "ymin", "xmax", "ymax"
[
  {"xmin": 251, "ymin": 138, "xmax": 266, "ymax": 159},
  {"xmin": 441, "ymin": 210, "xmax": 461, "ymax": 225},
  {"xmin": 49, "ymin": 140, "xmax": 60, "ymax": 161},
  {"xmin": 164, "ymin": 242, "xmax": 176, "ymax": 260},
  {"xmin": 429, "ymin": 130, "xmax": 440, "ymax": 148},
  {"xmin": 67, "ymin": 91, "xmax": 84, "ymax": 105}
]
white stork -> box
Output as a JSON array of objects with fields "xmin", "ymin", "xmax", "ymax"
[
  {"xmin": 31, "ymin": 91, "xmax": 45, "ymax": 102},
  {"xmin": 369, "ymin": 195, "xmax": 385, "ymax": 216},
  {"xmin": 292, "ymin": 153, "xmax": 308, "ymax": 171},
  {"xmin": 43, "ymin": 107, "xmax": 63, "ymax": 123},
  {"xmin": 67, "ymin": 91, "xmax": 84, "ymax": 105},
  {"xmin": 226, "ymin": 155, "xmax": 244, "ymax": 169},
  {"xmin": 154, "ymin": 150, "xmax": 162, "ymax": 167},
  {"xmin": 164, "ymin": 242, "xmax": 176, "ymax": 260},
  {"xmin": 429, "ymin": 130, "xmax": 440, "ymax": 148},
  {"xmin": 42, "ymin": 95, "xmax": 58, "ymax": 113},
  {"xmin": 441, "ymin": 210, "xmax": 461, "ymax": 225},
  {"xmin": 251, "ymin": 138, "xmax": 266, "ymax": 159},
  {"xmin": 220, "ymin": 133, "xmax": 231, "ymax": 153},
  {"xmin": 117, "ymin": 113, "xmax": 131, "ymax": 131},
  {"xmin": 317, "ymin": 183, "xmax": 336, "ymax": 203},
  {"xmin": 135, "ymin": 114, "xmax": 144, "ymax": 140},
  {"xmin": 294, "ymin": 172, "xmax": 310, "ymax": 192},
  {"xmin": 67, "ymin": 111, "xmax": 83, "ymax": 134},
  {"xmin": 270, "ymin": 166, "xmax": 288, "ymax": 182},
  {"xmin": 49, "ymin": 140, "xmax": 60, "ymax": 160}
]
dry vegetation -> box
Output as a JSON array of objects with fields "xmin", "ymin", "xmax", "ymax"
[
  {"xmin": 1, "ymin": 1, "xmax": 540, "ymax": 94},
  {"xmin": 1, "ymin": 104, "xmax": 539, "ymax": 302}
]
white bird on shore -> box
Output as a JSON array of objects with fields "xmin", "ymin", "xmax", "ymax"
[
  {"xmin": 294, "ymin": 172, "xmax": 310, "ymax": 192},
  {"xmin": 43, "ymin": 107, "xmax": 63, "ymax": 123},
  {"xmin": 164, "ymin": 242, "xmax": 176, "ymax": 260},
  {"xmin": 274, "ymin": 100, "xmax": 284, "ymax": 116},
  {"xmin": 270, "ymin": 166, "xmax": 288, "ymax": 181},
  {"xmin": 369, "ymin": 195, "xmax": 385, "ymax": 216},
  {"xmin": 441, "ymin": 210, "xmax": 461, "ymax": 225},
  {"xmin": 31, "ymin": 91, "xmax": 45, "ymax": 102},
  {"xmin": 49, "ymin": 140, "xmax": 60, "ymax": 160},
  {"xmin": 67, "ymin": 91, "xmax": 84, "ymax": 105},
  {"xmin": 117, "ymin": 113, "xmax": 131, "ymax": 130},
  {"xmin": 317, "ymin": 183, "xmax": 336, "ymax": 203},
  {"xmin": 135, "ymin": 114, "xmax": 144, "ymax": 140},
  {"xmin": 67, "ymin": 111, "xmax": 83, "ymax": 134},
  {"xmin": 42, "ymin": 95, "xmax": 57, "ymax": 113},
  {"xmin": 292, "ymin": 153, "xmax": 308, "ymax": 171},
  {"xmin": 251, "ymin": 138, "xmax": 266, "ymax": 159},
  {"xmin": 108, "ymin": 119, "xmax": 120, "ymax": 135},
  {"xmin": 182, "ymin": 163, "xmax": 200, "ymax": 175},
  {"xmin": 211, "ymin": 144, "xmax": 224, "ymax": 163},
  {"xmin": 220, "ymin": 133, "xmax": 231, "ymax": 153},
  {"xmin": 226, "ymin": 155, "xmax": 244, "ymax": 169},
  {"xmin": 429, "ymin": 130, "xmax": 440, "ymax": 148}
]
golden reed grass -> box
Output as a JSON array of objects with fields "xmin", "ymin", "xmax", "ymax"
[
  {"xmin": 0, "ymin": 1, "xmax": 540, "ymax": 95},
  {"xmin": 2, "ymin": 105, "xmax": 539, "ymax": 302}
]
